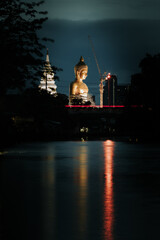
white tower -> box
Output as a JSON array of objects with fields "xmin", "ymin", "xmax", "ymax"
[{"xmin": 39, "ymin": 49, "xmax": 57, "ymax": 94}]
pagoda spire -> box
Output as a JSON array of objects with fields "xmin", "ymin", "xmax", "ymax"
[
  {"xmin": 46, "ymin": 48, "xmax": 49, "ymax": 62},
  {"xmin": 39, "ymin": 48, "xmax": 57, "ymax": 94}
]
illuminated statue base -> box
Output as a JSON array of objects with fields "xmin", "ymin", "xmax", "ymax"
[{"xmin": 70, "ymin": 93, "xmax": 95, "ymax": 105}]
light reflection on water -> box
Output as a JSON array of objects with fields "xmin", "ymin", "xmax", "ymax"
[
  {"xmin": 1, "ymin": 141, "xmax": 160, "ymax": 240},
  {"xmin": 42, "ymin": 145, "xmax": 56, "ymax": 239},
  {"xmin": 103, "ymin": 140, "xmax": 114, "ymax": 240},
  {"xmin": 74, "ymin": 145, "xmax": 88, "ymax": 238}
]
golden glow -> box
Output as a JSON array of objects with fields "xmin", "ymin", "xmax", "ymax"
[
  {"xmin": 0, "ymin": 151, "xmax": 8, "ymax": 155},
  {"xmin": 79, "ymin": 148, "xmax": 88, "ymax": 191},
  {"xmin": 42, "ymin": 146, "xmax": 56, "ymax": 238},
  {"xmin": 42, "ymin": 146, "xmax": 55, "ymax": 185},
  {"xmin": 74, "ymin": 144, "xmax": 88, "ymax": 236},
  {"xmin": 69, "ymin": 57, "xmax": 89, "ymax": 104},
  {"xmin": 103, "ymin": 140, "xmax": 115, "ymax": 240}
]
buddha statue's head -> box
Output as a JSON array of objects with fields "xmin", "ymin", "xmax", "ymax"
[{"xmin": 74, "ymin": 56, "xmax": 88, "ymax": 81}]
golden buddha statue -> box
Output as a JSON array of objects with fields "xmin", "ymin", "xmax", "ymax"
[{"xmin": 69, "ymin": 56, "xmax": 89, "ymax": 104}]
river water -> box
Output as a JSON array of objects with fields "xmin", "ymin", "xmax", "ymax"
[{"xmin": 0, "ymin": 140, "xmax": 160, "ymax": 240}]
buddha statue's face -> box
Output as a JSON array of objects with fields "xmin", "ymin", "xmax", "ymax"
[{"xmin": 78, "ymin": 69, "xmax": 88, "ymax": 81}]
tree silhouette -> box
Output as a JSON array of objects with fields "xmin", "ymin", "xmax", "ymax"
[
  {"xmin": 130, "ymin": 53, "xmax": 160, "ymax": 108},
  {"xmin": 0, "ymin": 0, "xmax": 54, "ymax": 95}
]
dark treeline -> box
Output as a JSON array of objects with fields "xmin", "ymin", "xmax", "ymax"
[
  {"xmin": 0, "ymin": 0, "xmax": 160, "ymax": 144},
  {"xmin": 128, "ymin": 53, "xmax": 160, "ymax": 110},
  {"xmin": 0, "ymin": 0, "xmax": 47, "ymax": 95},
  {"xmin": 0, "ymin": 0, "xmax": 67, "ymax": 145},
  {"xmin": 127, "ymin": 54, "xmax": 160, "ymax": 140}
]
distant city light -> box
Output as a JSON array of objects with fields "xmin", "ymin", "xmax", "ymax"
[
  {"xmin": 107, "ymin": 73, "xmax": 111, "ymax": 78},
  {"xmin": 65, "ymin": 105, "xmax": 143, "ymax": 108},
  {"xmin": 80, "ymin": 127, "xmax": 88, "ymax": 133}
]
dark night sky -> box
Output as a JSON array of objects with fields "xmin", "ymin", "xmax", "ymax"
[{"xmin": 38, "ymin": 0, "xmax": 160, "ymax": 103}]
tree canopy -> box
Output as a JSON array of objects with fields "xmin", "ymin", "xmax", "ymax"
[
  {"xmin": 0, "ymin": 0, "xmax": 54, "ymax": 95},
  {"xmin": 130, "ymin": 53, "xmax": 160, "ymax": 108}
]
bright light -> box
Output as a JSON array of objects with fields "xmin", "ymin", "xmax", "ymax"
[
  {"xmin": 80, "ymin": 127, "xmax": 88, "ymax": 133},
  {"xmin": 105, "ymin": 140, "xmax": 114, "ymax": 145},
  {"xmin": 107, "ymin": 73, "xmax": 111, "ymax": 79}
]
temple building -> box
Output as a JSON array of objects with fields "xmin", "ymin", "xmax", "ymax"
[{"xmin": 39, "ymin": 49, "xmax": 57, "ymax": 94}]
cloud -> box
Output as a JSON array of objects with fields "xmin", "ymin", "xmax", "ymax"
[{"xmin": 43, "ymin": 0, "xmax": 160, "ymax": 20}]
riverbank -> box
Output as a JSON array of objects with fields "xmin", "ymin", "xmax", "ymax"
[{"xmin": 1, "ymin": 91, "xmax": 160, "ymax": 148}]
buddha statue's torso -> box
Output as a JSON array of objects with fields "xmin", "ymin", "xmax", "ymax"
[{"xmin": 70, "ymin": 81, "xmax": 88, "ymax": 96}]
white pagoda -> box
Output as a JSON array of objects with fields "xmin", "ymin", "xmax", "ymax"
[{"xmin": 39, "ymin": 49, "xmax": 57, "ymax": 94}]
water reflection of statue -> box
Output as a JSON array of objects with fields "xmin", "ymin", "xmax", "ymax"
[{"xmin": 69, "ymin": 56, "xmax": 89, "ymax": 104}]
